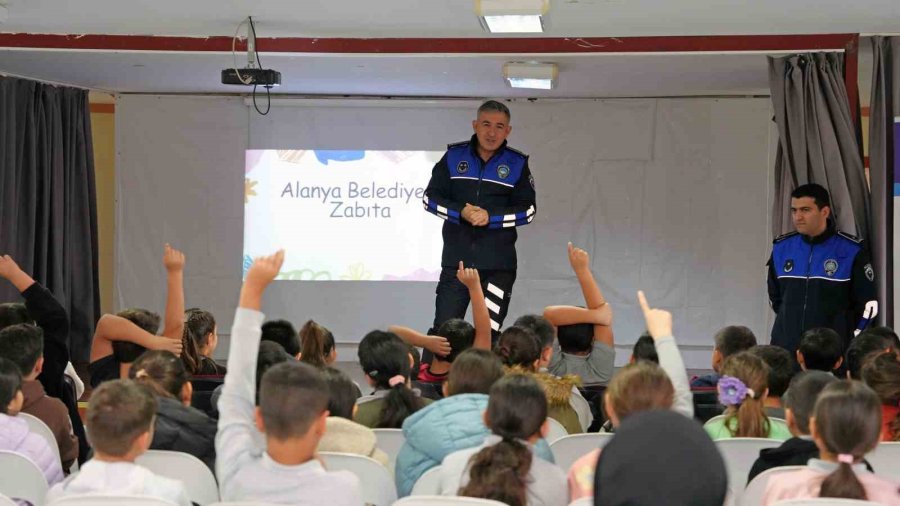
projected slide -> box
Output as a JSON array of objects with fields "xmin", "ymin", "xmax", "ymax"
[{"xmin": 244, "ymin": 149, "xmax": 445, "ymax": 281}]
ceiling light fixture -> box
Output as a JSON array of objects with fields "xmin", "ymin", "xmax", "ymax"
[
  {"xmin": 503, "ymin": 62, "xmax": 558, "ymax": 90},
  {"xmin": 476, "ymin": 0, "xmax": 548, "ymax": 33}
]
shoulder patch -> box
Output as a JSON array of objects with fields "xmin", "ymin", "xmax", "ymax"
[
  {"xmin": 505, "ymin": 146, "xmax": 528, "ymax": 158},
  {"xmin": 447, "ymin": 140, "xmax": 470, "ymax": 150},
  {"xmin": 837, "ymin": 231, "xmax": 863, "ymax": 244},
  {"xmin": 773, "ymin": 231, "xmax": 798, "ymax": 243}
]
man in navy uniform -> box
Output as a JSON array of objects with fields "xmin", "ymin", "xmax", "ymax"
[
  {"xmin": 768, "ymin": 183, "xmax": 878, "ymax": 358},
  {"xmin": 422, "ymin": 100, "xmax": 536, "ymax": 341}
]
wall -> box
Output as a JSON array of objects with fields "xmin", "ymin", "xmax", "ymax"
[{"xmin": 89, "ymin": 100, "xmax": 116, "ymax": 316}]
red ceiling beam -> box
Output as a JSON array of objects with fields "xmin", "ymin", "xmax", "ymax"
[{"xmin": 0, "ymin": 33, "xmax": 856, "ymax": 53}]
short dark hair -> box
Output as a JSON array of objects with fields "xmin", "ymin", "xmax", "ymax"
[
  {"xmin": 0, "ymin": 303, "xmax": 30, "ymax": 331},
  {"xmin": 846, "ymin": 331, "xmax": 892, "ymax": 379},
  {"xmin": 494, "ymin": 326, "xmax": 542, "ymax": 369},
  {"xmin": 259, "ymin": 361, "xmax": 329, "ymax": 439},
  {"xmin": 513, "ymin": 314, "xmax": 555, "ymax": 349},
  {"xmin": 448, "ymin": 349, "xmax": 505, "ymax": 395},
  {"xmin": 799, "ymin": 328, "xmax": 843, "ymax": 371},
  {"xmin": 117, "ymin": 308, "xmax": 161, "ymax": 334},
  {"xmin": 863, "ymin": 326, "xmax": 899, "ymax": 350},
  {"xmin": 632, "ymin": 333, "xmax": 659, "ymax": 364},
  {"xmin": 256, "ymin": 340, "xmax": 292, "ymax": 404},
  {"xmin": 477, "ymin": 100, "xmax": 510, "ymax": 120},
  {"xmin": 791, "ymin": 183, "xmax": 831, "ymax": 210},
  {"xmin": 0, "ymin": 357, "xmax": 23, "ymax": 414},
  {"xmin": 321, "ymin": 367, "xmax": 360, "ymax": 420},
  {"xmin": 261, "ymin": 319, "xmax": 300, "ymax": 357},
  {"xmin": 861, "ymin": 352, "xmax": 900, "ymax": 406},
  {"xmin": 782, "ymin": 370, "xmax": 838, "ymax": 434},
  {"xmin": 749, "ymin": 345, "xmax": 793, "ymax": 397},
  {"xmin": 434, "ymin": 318, "xmax": 475, "ymax": 363},
  {"xmin": 0, "ymin": 324, "xmax": 44, "ymax": 375},
  {"xmin": 113, "ymin": 341, "xmax": 147, "ymax": 364},
  {"xmin": 713, "ymin": 326, "xmax": 757, "ymax": 358},
  {"xmin": 557, "ymin": 323, "xmax": 594, "ymax": 354},
  {"xmin": 87, "ymin": 379, "xmax": 157, "ymax": 456}
]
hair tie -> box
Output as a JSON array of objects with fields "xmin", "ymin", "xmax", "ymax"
[
  {"xmin": 837, "ymin": 454, "xmax": 855, "ymax": 464},
  {"xmin": 388, "ymin": 375, "xmax": 405, "ymax": 387},
  {"xmin": 135, "ymin": 369, "xmax": 149, "ymax": 379},
  {"xmin": 717, "ymin": 376, "xmax": 755, "ymax": 406}
]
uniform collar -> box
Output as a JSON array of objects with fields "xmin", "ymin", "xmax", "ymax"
[{"xmin": 801, "ymin": 223, "xmax": 835, "ymax": 245}]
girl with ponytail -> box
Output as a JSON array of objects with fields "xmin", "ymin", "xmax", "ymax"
[
  {"xmin": 442, "ymin": 374, "xmax": 567, "ymax": 506},
  {"xmin": 181, "ymin": 308, "xmax": 226, "ymax": 375},
  {"xmin": 704, "ymin": 351, "xmax": 792, "ymax": 440},
  {"xmin": 354, "ymin": 330, "xmax": 429, "ymax": 428},
  {"xmin": 298, "ymin": 319, "xmax": 336, "ymax": 368},
  {"xmin": 763, "ymin": 380, "xmax": 898, "ymax": 505}
]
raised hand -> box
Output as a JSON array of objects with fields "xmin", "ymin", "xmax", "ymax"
[
  {"xmin": 567, "ymin": 242, "xmax": 590, "ymax": 272},
  {"xmin": 0, "ymin": 255, "xmax": 24, "ymax": 281},
  {"xmin": 637, "ymin": 290, "xmax": 673, "ymax": 340},
  {"xmin": 153, "ymin": 336, "xmax": 184, "ymax": 356},
  {"xmin": 456, "ymin": 261, "xmax": 481, "ymax": 290},
  {"xmin": 246, "ymin": 250, "xmax": 285, "ymax": 289},
  {"xmin": 163, "ymin": 243, "xmax": 186, "ymax": 272}
]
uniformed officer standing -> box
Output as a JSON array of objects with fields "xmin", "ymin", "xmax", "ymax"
[
  {"xmin": 422, "ymin": 100, "xmax": 536, "ymax": 341},
  {"xmin": 768, "ymin": 184, "xmax": 878, "ymax": 357}
]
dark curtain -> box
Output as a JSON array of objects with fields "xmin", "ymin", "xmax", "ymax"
[
  {"xmin": 868, "ymin": 37, "xmax": 898, "ymax": 327},
  {"xmin": 768, "ymin": 53, "xmax": 871, "ymax": 243},
  {"xmin": 0, "ymin": 76, "xmax": 100, "ymax": 362}
]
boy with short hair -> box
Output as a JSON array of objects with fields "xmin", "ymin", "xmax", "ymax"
[
  {"xmin": 46, "ymin": 379, "xmax": 191, "ymax": 505},
  {"xmin": 216, "ymin": 251, "xmax": 362, "ymax": 505},
  {"xmin": 749, "ymin": 345, "xmax": 794, "ymax": 419},
  {"xmin": 261, "ymin": 319, "xmax": 301, "ymax": 359},
  {"xmin": 690, "ymin": 325, "xmax": 757, "ymax": 387},
  {"xmin": 796, "ymin": 327, "xmax": 843, "ymax": 372}
]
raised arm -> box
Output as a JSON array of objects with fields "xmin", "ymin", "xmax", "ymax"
[
  {"xmin": 387, "ymin": 325, "xmax": 451, "ymax": 358},
  {"xmin": 90, "ymin": 314, "xmax": 182, "ymax": 362},
  {"xmin": 637, "ymin": 291, "xmax": 692, "ymax": 418},
  {"xmin": 456, "ymin": 261, "xmax": 491, "ymax": 350},
  {"xmin": 542, "ymin": 243, "xmax": 613, "ymax": 347},
  {"xmin": 161, "ymin": 244, "xmax": 185, "ymax": 340}
]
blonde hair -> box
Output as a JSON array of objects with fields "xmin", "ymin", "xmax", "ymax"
[{"xmin": 606, "ymin": 361, "xmax": 674, "ymax": 421}]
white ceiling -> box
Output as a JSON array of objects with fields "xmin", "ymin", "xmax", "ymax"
[{"xmin": 0, "ymin": 0, "xmax": 894, "ymax": 97}]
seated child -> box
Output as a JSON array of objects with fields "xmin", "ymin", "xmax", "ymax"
[
  {"xmin": 441, "ymin": 374, "xmax": 568, "ymax": 506},
  {"xmin": 0, "ymin": 357, "xmax": 63, "ymax": 489},
  {"xmin": 216, "ymin": 251, "xmax": 362, "ymax": 504},
  {"xmin": 860, "ymin": 351, "xmax": 900, "ymax": 441},
  {"xmin": 298, "ymin": 319, "xmax": 337, "ymax": 368},
  {"xmin": 846, "ymin": 330, "xmax": 895, "ymax": 379},
  {"xmin": 354, "ymin": 330, "xmax": 430, "ymax": 428},
  {"xmin": 762, "ymin": 381, "xmax": 898, "ymax": 505},
  {"xmin": 543, "ymin": 243, "xmax": 614, "ymax": 385},
  {"xmin": 797, "ymin": 327, "xmax": 843, "ymax": 372},
  {"xmin": 690, "ymin": 325, "xmax": 757, "ymax": 387},
  {"xmin": 512, "ymin": 314, "xmax": 556, "ymax": 370},
  {"xmin": 209, "ymin": 339, "xmax": 291, "ymax": 418},
  {"xmin": 182, "ymin": 308, "xmax": 226, "ymax": 375},
  {"xmin": 129, "ymin": 350, "xmax": 218, "ymax": 469},
  {"xmin": 46, "ymin": 379, "xmax": 191, "ymax": 506},
  {"xmin": 704, "ymin": 351, "xmax": 792, "ymax": 440},
  {"xmin": 749, "ymin": 345, "xmax": 794, "ymax": 419},
  {"xmin": 389, "ymin": 262, "xmax": 490, "ymax": 385},
  {"xmin": 317, "ymin": 367, "xmax": 388, "ymax": 466},
  {"xmin": 630, "ymin": 333, "xmax": 658, "ymax": 364},
  {"xmin": 261, "ymin": 319, "xmax": 301, "ymax": 359}
]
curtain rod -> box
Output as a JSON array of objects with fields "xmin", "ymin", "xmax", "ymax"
[{"xmin": 0, "ymin": 70, "xmax": 114, "ymax": 93}]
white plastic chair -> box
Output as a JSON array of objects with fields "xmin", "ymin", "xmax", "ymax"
[
  {"xmin": 739, "ymin": 465, "xmax": 805, "ymax": 506},
  {"xmin": 773, "ymin": 499, "xmax": 883, "ymax": 505},
  {"xmin": 320, "ymin": 451, "xmax": 398, "ymax": 506},
  {"xmin": 373, "ymin": 428, "xmax": 406, "ymax": 470},
  {"xmin": 567, "ymin": 498, "xmax": 593, "ymax": 506},
  {"xmin": 411, "ymin": 466, "xmax": 443, "ymax": 496},
  {"xmin": 569, "ymin": 389, "xmax": 593, "ymax": 432},
  {"xmin": 207, "ymin": 503, "xmax": 280, "ymax": 506},
  {"xmin": 0, "ymin": 494, "xmax": 16, "ymax": 506},
  {"xmin": 715, "ymin": 438, "xmax": 782, "ymax": 502},
  {"xmin": 545, "ymin": 417, "xmax": 569, "ymax": 443},
  {"xmin": 865, "ymin": 441, "xmax": 900, "ymax": 482},
  {"xmin": 18, "ymin": 412, "xmax": 62, "ymax": 464},
  {"xmin": 0, "ymin": 450, "xmax": 49, "ymax": 506},
  {"xmin": 48, "ymin": 496, "xmax": 178, "ymax": 505},
  {"xmin": 550, "ymin": 433, "xmax": 614, "ymax": 471},
  {"xmin": 135, "ymin": 449, "xmax": 219, "ymax": 505},
  {"xmin": 393, "ymin": 497, "xmax": 508, "ymax": 505}
]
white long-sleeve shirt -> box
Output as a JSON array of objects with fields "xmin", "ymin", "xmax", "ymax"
[{"xmin": 655, "ymin": 335, "xmax": 694, "ymax": 418}]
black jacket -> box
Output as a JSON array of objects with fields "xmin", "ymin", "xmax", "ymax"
[
  {"xmin": 423, "ymin": 135, "xmax": 536, "ymax": 270},
  {"xmin": 747, "ymin": 436, "xmax": 874, "ymax": 483},
  {"xmin": 151, "ymin": 396, "xmax": 218, "ymax": 471}
]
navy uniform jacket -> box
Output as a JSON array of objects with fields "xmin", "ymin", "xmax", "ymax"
[
  {"xmin": 767, "ymin": 226, "xmax": 877, "ymax": 354},
  {"xmin": 423, "ymin": 135, "xmax": 536, "ymax": 270}
]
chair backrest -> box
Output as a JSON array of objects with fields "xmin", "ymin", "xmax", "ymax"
[
  {"xmin": 411, "ymin": 466, "xmax": 443, "ymax": 496},
  {"xmin": 772, "ymin": 499, "xmax": 883, "ymax": 505},
  {"xmin": 393, "ymin": 496, "xmax": 508, "ymax": 505},
  {"xmin": 739, "ymin": 465, "xmax": 806, "ymax": 506},
  {"xmin": 545, "ymin": 417, "xmax": 569, "ymax": 443},
  {"xmin": 715, "ymin": 438, "xmax": 782, "ymax": 501},
  {"xmin": 865, "ymin": 441, "xmax": 900, "ymax": 482},
  {"xmin": 0, "ymin": 493, "xmax": 17, "ymax": 506},
  {"xmin": 18, "ymin": 412, "xmax": 62, "ymax": 464},
  {"xmin": 372, "ymin": 428, "xmax": 406, "ymax": 470},
  {"xmin": 0, "ymin": 450, "xmax": 49, "ymax": 506},
  {"xmin": 48, "ymin": 495, "xmax": 178, "ymax": 505},
  {"xmin": 135, "ymin": 449, "xmax": 219, "ymax": 505},
  {"xmin": 568, "ymin": 498, "xmax": 594, "ymax": 506},
  {"xmin": 703, "ymin": 414, "xmax": 728, "ymax": 427},
  {"xmin": 569, "ymin": 390, "xmax": 593, "ymax": 432},
  {"xmin": 319, "ymin": 451, "xmax": 397, "ymax": 506},
  {"xmin": 206, "ymin": 503, "xmax": 281, "ymax": 506},
  {"xmin": 550, "ymin": 433, "xmax": 614, "ymax": 471}
]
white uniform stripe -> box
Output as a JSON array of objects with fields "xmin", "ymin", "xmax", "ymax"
[
  {"xmin": 504, "ymin": 214, "xmax": 516, "ymax": 222},
  {"xmin": 490, "ymin": 319, "xmax": 501, "ymax": 331},
  {"xmin": 776, "ymin": 275, "xmax": 850, "ymax": 282},
  {"xmin": 487, "ymin": 283, "xmax": 504, "ymax": 299},
  {"xmin": 502, "ymin": 222, "xmax": 516, "ymax": 228},
  {"xmin": 437, "ymin": 204, "xmax": 448, "ymax": 214},
  {"xmin": 485, "ymin": 298, "xmax": 501, "ymax": 314}
]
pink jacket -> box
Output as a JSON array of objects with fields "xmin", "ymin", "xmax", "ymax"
[
  {"xmin": 0, "ymin": 413, "xmax": 64, "ymax": 486},
  {"xmin": 763, "ymin": 464, "xmax": 900, "ymax": 506}
]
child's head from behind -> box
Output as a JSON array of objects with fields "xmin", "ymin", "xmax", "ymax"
[
  {"xmin": 798, "ymin": 328, "xmax": 843, "ymax": 372},
  {"xmin": 513, "ymin": 314, "xmax": 555, "ymax": 366},
  {"xmin": 257, "ymin": 361, "xmax": 329, "ymax": 441},
  {"xmin": 749, "ymin": 345, "xmax": 793, "ymax": 400},
  {"xmin": 630, "ymin": 333, "xmax": 658, "ymax": 364},
  {"xmin": 860, "ymin": 352, "xmax": 900, "ymax": 408},
  {"xmin": 445, "ymin": 348, "xmax": 505, "ymax": 396},
  {"xmin": 782, "ymin": 370, "xmax": 837, "ymax": 436},
  {"xmin": 0, "ymin": 323, "xmax": 44, "ymax": 379},
  {"xmin": 255, "ymin": 341, "xmax": 291, "ymax": 404},
  {"xmin": 118, "ymin": 308, "xmax": 161, "ymax": 334},
  {"xmin": 557, "ymin": 323, "xmax": 593, "ymax": 355},
  {"xmin": 358, "ymin": 330, "xmax": 423, "ymax": 428},
  {"xmin": 812, "ymin": 381, "xmax": 883, "ymax": 500},
  {"xmin": 321, "ymin": 366, "xmax": 359, "ymax": 420},
  {"xmin": 0, "ymin": 357, "xmax": 24, "ymax": 415},
  {"xmin": 494, "ymin": 326, "xmax": 541, "ymax": 370},
  {"xmin": 129, "ymin": 350, "xmax": 191, "ymax": 405},
  {"xmin": 605, "ymin": 360, "xmax": 673, "ymax": 427},
  {"xmin": 718, "ymin": 351, "xmax": 770, "ymax": 438},
  {"xmin": 182, "ymin": 308, "xmax": 218, "ymax": 374},
  {"xmin": 434, "ymin": 318, "xmax": 475, "ymax": 363},
  {"xmin": 87, "ymin": 379, "xmax": 157, "ymax": 459},
  {"xmin": 711, "ymin": 325, "xmax": 757, "ymax": 372},
  {"xmin": 299, "ymin": 319, "xmax": 336, "ymax": 368},
  {"xmin": 0, "ymin": 303, "xmax": 30, "ymax": 331},
  {"xmin": 261, "ymin": 319, "xmax": 300, "ymax": 358},
  {"xmin": 847, "ymin": 331, "xmax": 893, "ymax": 379}
]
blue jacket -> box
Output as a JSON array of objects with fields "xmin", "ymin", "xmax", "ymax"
[{"xmin": 394, "ymin": 393, "xmax": 554, "ymax": 497}]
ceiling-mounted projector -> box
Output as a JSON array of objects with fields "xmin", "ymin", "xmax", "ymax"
[{"xmin": 222, "ymin": 16, "xmax": 281, "ymax": 87}]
